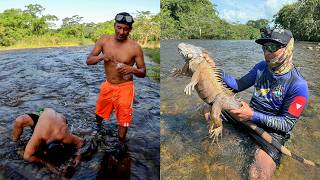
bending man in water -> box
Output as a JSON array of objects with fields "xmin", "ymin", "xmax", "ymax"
[
  {"xmin": 12, "ymin": 108, "xmax": 84, "ymax": 174},
  {"xmin": 204, "ymin": 28, "xmax": 308, "ymax": 179},
  {"xmin": 86, "ymin": 12, "xmax": 146, "ymax": 158}
]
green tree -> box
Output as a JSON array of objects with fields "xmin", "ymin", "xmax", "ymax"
[
  {"xmin": 246, "ymin": 19, "xmax": 269, "ymax": 29},
  {"xmin": 274, "ymin": 0, "xmax": 320, "ymax": 41},
  {"xmin": 131, "ymin": 11, "xmax": 160, "ymax": 44},
  {"xmin": 160, "ymin": 0, "xmax": 260, "ymax": 40},
  {"xmin": 0, "ymin": 3, "xmax": 160, "ymax": 47},
  {"xmin": 60, "ymin": 15, "xmax": 85, "ymax": 37},
  {"xmin": 24, "ymin": 4, "xmax": 45, "ymax": 18}
]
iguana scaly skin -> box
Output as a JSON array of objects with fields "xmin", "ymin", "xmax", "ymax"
[
  {"xmin": 177, "ymin": 43, "xmax": 239, "ymax": 143},
  {"xmin": 177, "ymin": 42, "xmax": 318, "ymax": 167}
]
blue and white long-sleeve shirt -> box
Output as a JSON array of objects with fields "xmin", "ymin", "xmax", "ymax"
[{"xmin": 222, "ymin": 60, "xmax": 308, "ymax": 135}]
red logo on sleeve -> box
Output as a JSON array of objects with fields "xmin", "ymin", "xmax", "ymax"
[{"xmin": 288, "ymin": 96, "xmax": 307, "ymax": 117}]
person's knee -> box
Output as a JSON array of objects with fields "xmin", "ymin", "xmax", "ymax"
[
  {"xmin": 256, "ymin": 149, "xmax": 276, "ymax": 168},
  {"xmin": 250, "ymin": 149, "xmax": 276, "ymax": 180}
]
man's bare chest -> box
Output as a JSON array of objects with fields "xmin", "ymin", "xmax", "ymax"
[{"xmin": 102, "ymin": 45, "xmax": 135, "ymax": 64}]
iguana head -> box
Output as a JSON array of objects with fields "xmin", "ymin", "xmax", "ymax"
[{"xmin": 177, "ymin": 43, "xmax": 207, "ymax": 73}]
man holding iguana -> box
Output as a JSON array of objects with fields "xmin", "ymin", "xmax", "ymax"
[{"xmin": 203, "ymin": 28, "xmax": 308, "ymax": 179}]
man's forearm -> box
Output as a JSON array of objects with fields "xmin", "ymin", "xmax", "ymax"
[
  {"xmin": 28, "ymin": 156, "xmax": 61, "ymax": 174},
  {"xmin": 251, "ymin": 111, "xmax": 296, "ymax": 133},
  {"xmin": 132, "ymin": 67, "xmax": 146, "ymax": 78},
  {"xmin": 26, "ymin": 155, "xmax": 46, "ymax": 164},
  {"xmin": 86, "ymin": 54, "xmax": 103, "ymax": 65}
]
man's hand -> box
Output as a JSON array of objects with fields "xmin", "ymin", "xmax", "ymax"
[
  {"xmin": 116, "ymin": 63, "xmax": 133, "ymax": 75},
  {"xmin": 228, "ymin": 101, "xmax": 253, "ymax": 121},
  {"xmin": 72, "ymin": 155, "xmax": 81, "ymax": 167},
  {"xmin": 101, "ymin": 54, "xmax": 115, "ymax": 62}
]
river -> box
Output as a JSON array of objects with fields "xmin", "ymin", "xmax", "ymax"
[{"xmin": 0, "ymin": 45, "xmax": 160, "ymax": 179}]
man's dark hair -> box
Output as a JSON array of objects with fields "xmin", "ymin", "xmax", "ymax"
[{"xmin": 115, "ymin": 12, "xmax": 134, "ymax": 27}]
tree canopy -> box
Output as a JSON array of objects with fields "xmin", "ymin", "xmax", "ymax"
[
  {"xmin": 161, "ymin": 0, "xmax": 261, "ymax": 40},
  {"xmin": 274, "ymin": 0, "xmax": 320, "ymax": 41},
  {"xmin": 0, "ymin": 4, "xmax": 160, "ymax": 47}
]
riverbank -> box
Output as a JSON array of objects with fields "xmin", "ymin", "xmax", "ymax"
[
  {"xmin": 0, "ymin": 37, "xmax": 160, "ymax": 51},
  {"xmin": 144, "ymin": 47, "xmax": 160, "ymax": 81}
]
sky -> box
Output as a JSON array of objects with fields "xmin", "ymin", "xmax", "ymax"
[
  {"xmin": 213, "ymin": 0, "xmax": 297, "ymax": 24},
  {"xmin": 0, "ymin": 0, "xmax": 160, "ymax": 27},
  {"xmin": 0, "ymin": 0, "xmax": 298, "ymax": 26}
]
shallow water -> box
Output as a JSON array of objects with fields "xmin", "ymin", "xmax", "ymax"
[
  {"xmin": 160, "ymin": 40, "xmax": 320, "ymax": 179},
  {"xmin": 0, "ymin": 46, "xmax": 160, "ymax": 179}
]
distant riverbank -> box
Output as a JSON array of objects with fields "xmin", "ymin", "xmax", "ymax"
[{"xmin": 0, "ymin": 35, "xmax": 160, "ymax": 51}]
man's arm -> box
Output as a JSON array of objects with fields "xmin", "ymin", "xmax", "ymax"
[
  {"xmin": 62, "ymin": 133, "xmax": 84, "ymax": 167},
  {"xmin": 24, "ymin": 136, "xmax": 60, "ymax": 174},
  {"xmin": 132, "ymin": 45, "xmax": 146, "ymax": 78},
  {"xmin": 231, "ymin": 82, "xmax": 308, "ymax": 134},
  {"xmin": 86, "ymin": 36, "xmax": 105, "ymax": 65},
  {"xmin": 12, "ymin": 114, "xmax": 34, "ymax": 142},
  {"xmin": 117, "ymin": 45, "xmax": 146, "ymax": 78},
  {"xmin": 251, "ymin": 82, "xmax": 308, "ymax": 133}
]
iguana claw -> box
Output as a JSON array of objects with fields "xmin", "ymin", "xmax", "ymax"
[
  {"xmin": 184, "ymin": 82, "xmax": 196, "ymax": 95},
  {"xmin": 209, "ymin": 125, "xmax": 223, "ymax": 145}
]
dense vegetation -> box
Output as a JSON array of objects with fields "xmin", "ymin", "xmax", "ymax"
[
  {"xmin": 0, "ymin": 4, "xmax": 160, "ymax": 47},
  {"xmin": 161, "ymin": 0, "xmax": 263, "ymax": 40},
  {"xmin": 274, "ymin": 0, "xmax": 320, "ymax": 41},
  {"xmin": 161, "ymin": 0, "xmax": 319, "ymax": 42},
  {"xmin": 0, "ymin": 4, "xmax": 160, "ymax": 81}
]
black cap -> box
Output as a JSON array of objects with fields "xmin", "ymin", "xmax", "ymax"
[{"xmin": 255, "ymin": 27, "xmax": 293, "ymax": 46}]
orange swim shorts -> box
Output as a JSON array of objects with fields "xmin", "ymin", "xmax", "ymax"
[{"xmin": 96, "ymin": 80, "xmax": 134, "ymax": 127}]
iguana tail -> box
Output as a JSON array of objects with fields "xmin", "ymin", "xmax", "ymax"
[{"xmin": 243, "ymin": 121, "xmax": 319, "ymax": 167}]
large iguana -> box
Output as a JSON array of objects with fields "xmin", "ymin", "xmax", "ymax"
[{"xmin": 177, "ymin": 42, "xmax": 318, "ymax": 167}]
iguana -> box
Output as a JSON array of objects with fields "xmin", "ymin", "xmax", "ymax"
[{"xmin": 177, "ymin": 42, "xmax": 318, "ymax": 167}]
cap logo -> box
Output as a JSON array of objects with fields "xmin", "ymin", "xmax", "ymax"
[{"xmin": 273, "ymin": 29, "xmax": 284, "ymax": 33}]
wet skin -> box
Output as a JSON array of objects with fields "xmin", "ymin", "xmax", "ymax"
[
  {"xmin": 12, "ymin": 108, "xmax": 83, "ymax": 174},
  {"xmin": 86, "ymin": 22, "xmax": 146, "ymax": 144}
]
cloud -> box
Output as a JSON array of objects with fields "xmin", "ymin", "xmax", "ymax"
[
  {"xmin": 216, "ymin": 0, "xmax": 297, "ymax": 24},
  {"xmin": 264, "ymin": 0, "xmax": 297, "ymax": 18},
  {"xmin": 220, "ymin": 9, "xmax": 254, "ymax": 23}
]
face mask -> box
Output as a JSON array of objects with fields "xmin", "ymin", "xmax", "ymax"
[{"xmin": 267, "ymin": 38, "xmax": 294, "ymax": 74}]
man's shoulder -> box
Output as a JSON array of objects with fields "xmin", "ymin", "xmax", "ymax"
[
  {"xmin": 125, "ymin": 38, "xmax": 140, "ymax": 48},
  {"xmin": 98, "ymin": 35, "xmax": 113, "ymax": 42},
  {"xmin": 285, "ymin": 68, "xmax": 308, "ymax": 96},
  {"xmin": 291, "ymin": 68, "xmax": 308, "ymax": 86},
  {"xmin": 255, "ymin": 60, "xmax": 267, "ymax": 68},
  {"xmin": 251, "ymin": 60, "xmax": 267, "ymax": 72}
]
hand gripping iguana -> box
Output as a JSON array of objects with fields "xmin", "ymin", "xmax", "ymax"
[{"xmin": 177, "ymin": 42, "xmax": 318, "ymax": 167}]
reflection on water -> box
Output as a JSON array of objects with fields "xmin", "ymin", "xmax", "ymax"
[
  {"xmin": 161, "ymin": 40, "xmax": 320, "ymax": 179},
  {"xmin": 0, "ymin": 46, "xmax": 160, "ymax": 179}
]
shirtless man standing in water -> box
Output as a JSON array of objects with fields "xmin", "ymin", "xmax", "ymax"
[{"xmin": 86, "ymin": 12, "xmax": 146, "ymax": 158}]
